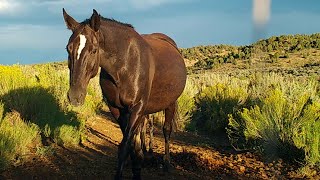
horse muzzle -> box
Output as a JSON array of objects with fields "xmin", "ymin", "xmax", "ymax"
[{"xmin": 67, "ymin": 89, "xmax": 86, "ymax": 107}]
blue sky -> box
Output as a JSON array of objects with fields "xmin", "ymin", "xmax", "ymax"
[{"xmin": 0, "ymin": 0, "xmax": 320, "ymax": 65}]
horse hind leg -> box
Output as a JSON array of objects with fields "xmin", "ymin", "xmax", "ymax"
[
  {"xmin": 140, "ymin": 115, "xmax": 148, "ymax": 155},
  {"xmin": 163, "ymin": 102, "xmax": 178, "ymax": 172},
  {"xmin": 140, "ymin": 114, "xmax": 154, "ymax": 156},
  {"xmin": 148, "ymin": 114, "xmax": 154, "ymax": 154}
]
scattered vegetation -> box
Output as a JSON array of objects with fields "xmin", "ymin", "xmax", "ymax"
[
  {"xmin": 0, "ymin": 63, "xmax": 102, "ymax": 169},
  {"xmin": 174, "ymin": 71, "xmax": 320, "ymax": 174},
  {"xmin": 0, "ymin": 111, "xmax": 39, "ymax": 170},
  {"xmin": 1, "ymin": 33, "xmax": 320, "ymax": 175},
  {"xmin": 181, "ymin": 33, "xmax": 320, "ymax": 71}
]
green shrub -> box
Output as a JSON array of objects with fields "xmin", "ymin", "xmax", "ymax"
[
  {"xmin": 53, "ymin": 125, "xmax": 81, "ymax": 147},
  {"xmin": 177, "ymin": 78, "xmax": 198, "ymax": 130},
  {"xmin": 0, "ymin": 63, "xmax": 103, "ymax": 170},
  {"xmin": 186, "ymin": 71, "xmax": 320, "ymax": 168},
  {"xmin": 0, "ymin": 111, "xmax": 40, "ymax": 170},
  {"xmin": 0, "ymin": 102, "xmax": 4, "ymax": 121},
  {"xmin": 230, "ymin": 82, "xmax": 320, "ymax": 164},
  {"xmin": 191, "ymin": 81, "xmax": 248, "ymax": 134},
  {"xmin": 36, "ymin": 146, "xmax": 55, "ymax": 157},
  {"xmin": 293, "ymin": 101, "xmax": 320, "ymax": 166}
]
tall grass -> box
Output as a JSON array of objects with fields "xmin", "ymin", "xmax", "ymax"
[
  {"xmin": 0, "ymin": 63, "xmax": 102, "ymax": 169},
  {"xmin": 180, "ymin": 71, "xmax": 320, "ymax": 168},
  {"xmin": 177, "ymin": 77, "xmax": 198, "ymax": 130},
  {"xmin": 190, "ymin": 76, "xmax": 249, "ymax": 134},
  {"xmin": 1, "ymin": 61, "xmax": 319, "ymax": 171},
  {"xmin": 0, "ymin": 111, "xmax": 40, "ymax": 170},
  {"xmin": 228, "ymin": 74, "xmax": 320, "ymax": 165}
]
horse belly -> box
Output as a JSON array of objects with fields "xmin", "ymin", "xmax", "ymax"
[{"xmin": 145, "ymin": 51, "xmax": 187, "ymax": 114}]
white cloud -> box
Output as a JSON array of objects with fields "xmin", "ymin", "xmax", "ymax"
[
  {"xmin": 0, "ymin": 0, "xmax": 10, "ymax": 10},
  {"xmin": 0, "ymin": 0, "xmax": 22, "ymax": 15}
]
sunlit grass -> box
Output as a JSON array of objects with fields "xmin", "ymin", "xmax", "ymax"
[
  {"xmin": 0, "ymin": 61, "xmax": 319, "ymax": 172},
  {"xmin": 0, "ymin": 63, "xmax": 102, "ymax": 169},
  {"xmin": 173, "ymin": 70, "xmax": 320, "ymax": 169},
  {"xmin": 0, "ymin": 111, "xmax": 40, "ymax": 170}
]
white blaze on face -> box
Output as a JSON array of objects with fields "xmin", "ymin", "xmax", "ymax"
[{"xmin": 77, "ymin": 34, "xmax": 87, "ymax": 60}]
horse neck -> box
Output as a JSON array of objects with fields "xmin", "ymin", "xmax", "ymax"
[
  {"xmin": 98, "ymin": 21, "xmax": 143, "ymax": 80},
  {"xmin": 100, "ymin": 22, "xmax": 140, "ymax": 62}
]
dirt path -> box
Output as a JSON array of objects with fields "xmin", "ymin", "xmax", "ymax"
[{"xmin": 0, "ymin": 113, "xmax": 313, "ymax": 179}]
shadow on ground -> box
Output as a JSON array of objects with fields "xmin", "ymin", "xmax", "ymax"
[
  {"xmin": 0, "ymin": 102, "xmax": 303, "ymax": 179},
  {"xmin": 0, "ymin": 86, "xmax": 79, "ymax": 130}
]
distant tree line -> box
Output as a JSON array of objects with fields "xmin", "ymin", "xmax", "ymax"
[{"xmin": 180, "ymin": 33, "xmax": 320, "ymax": 70}]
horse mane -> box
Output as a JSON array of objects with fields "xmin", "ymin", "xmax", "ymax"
[{"xmin": 81, "ymin": 15, "xmax": 134, "ymax": 29}]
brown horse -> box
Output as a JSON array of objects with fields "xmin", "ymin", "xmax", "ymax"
[{"xmin": 63, "ymin": 9, "xmax": 186, "ymax": 179}]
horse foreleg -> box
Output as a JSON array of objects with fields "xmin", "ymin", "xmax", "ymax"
[
  {"xmin": 109, "ymin": 106, "xmax": 127, "ymax": 134},
  {"xmin": 115, "ymin": 112, "xmax": 130, "ymax": 180},
  {"xmin": 115, "ymin": 102, "xmax": 145, "ymax": 180},
  {"xmin": 131, "ymin": 124, "xmax": 144, "ymax": 180}
]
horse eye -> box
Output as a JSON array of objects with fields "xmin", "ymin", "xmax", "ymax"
[{"xmin": 66, "ymin": 44, "xmax": 72, "ymax": 53}]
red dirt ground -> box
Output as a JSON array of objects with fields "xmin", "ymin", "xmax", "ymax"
[{"xmin": 0, "ymin": 112, "xmax": 318, "ymax": 180}]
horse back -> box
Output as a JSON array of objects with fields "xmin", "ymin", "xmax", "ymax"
[{"xmin": 142, "ymin": 33, "xmax": 178, "ymax": 49}]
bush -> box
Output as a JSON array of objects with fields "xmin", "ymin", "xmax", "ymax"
[
  {"xmin": 177, "ymin": 78, "xmax": 198, "ymax": 130},
  {"xmin": 293, "ymin": 101, "xmax": 320, "ymax": 166},
  {"xmin": 0, "ymin": 111, "xmax": 40, "ymax": 170},
  {"xmin": 185, "ymin": 71, "xmax": 320, "ymax": 168},
  {"xmin": 191, "ymin": 80, "xmax": 248, "ymax": 134},
  {"xmin": 53, "ymin": 125, "xmax": 81, "ymax": 147},
  {"xmin": 0, "ymin": 63, "xmax": 102, "ymax": 170},
  {"xmin": 229, "ymin": 81, "xmax": 320, "ymax": 165}
]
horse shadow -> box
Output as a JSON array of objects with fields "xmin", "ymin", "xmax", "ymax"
[{"xmin": 0, "ymin": 86, "xmax": 79, "ymax": 144}]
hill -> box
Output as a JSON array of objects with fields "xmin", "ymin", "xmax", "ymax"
[{"xmin": 181, "ymin": 33, "xmax": 320, "ymax": 77}]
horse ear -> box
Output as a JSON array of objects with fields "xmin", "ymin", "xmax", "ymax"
[
  {"xmin": 90, "ymin": 9, "xmax": 100, "ymax": 32},
  {"xmin": 63, "ymin": 8, "xmax": 79, "ymax": 31}
]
